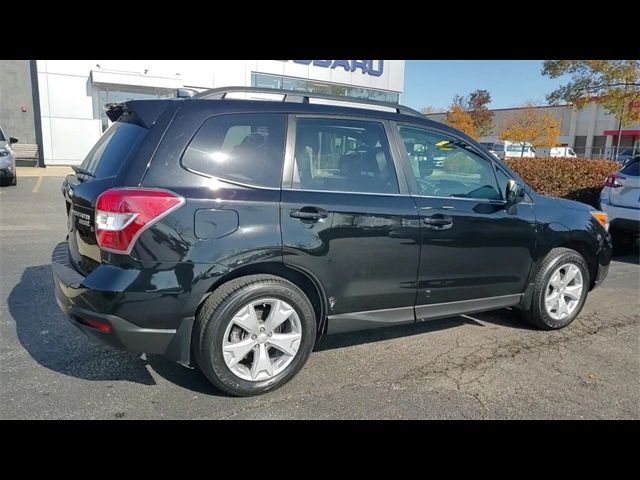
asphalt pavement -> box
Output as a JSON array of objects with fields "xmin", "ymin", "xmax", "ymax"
[{"xmin": 1, "ymin": 175, "xmax": 638, "ymax": 419}]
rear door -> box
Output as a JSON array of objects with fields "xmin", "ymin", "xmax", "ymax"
[
  {"xmin": 280, "ymin": 115, "xmax": 421, "ymax": 333},
  {"xmin": 609, "ymin": 160, "xmax": 640, "ymax": 209}
]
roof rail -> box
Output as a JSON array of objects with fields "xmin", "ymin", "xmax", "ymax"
[{"xmin": 193, "ymin": 86, "xmax": 423, "ymax": 117}]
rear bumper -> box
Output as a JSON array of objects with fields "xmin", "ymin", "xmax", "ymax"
[
  {"xmin": 610, "ymin": 218, "xmax": 640, "ymax": 234},
  {"xmin": 51, "ymin": 242, "xmax": 193, "ymax": 364},
  {"xmin": 600, "ymin": 201, "xmax": 640, "ymax": 232}
]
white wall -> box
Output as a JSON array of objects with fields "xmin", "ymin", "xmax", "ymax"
[{"xmin": 36, "ymin": 60, "xmax": 405, "ymax": 165}]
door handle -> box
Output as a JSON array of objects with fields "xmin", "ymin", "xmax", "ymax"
[
  {"xmin": 423, "ymin": 214, "xmax": 453, "ymax": 230},
  {"xmin": 290, "ymin": 207, "xmax": 328, "ymax": 222}
]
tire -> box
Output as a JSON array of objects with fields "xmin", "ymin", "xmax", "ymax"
[
  {"xmin": 523, "ymin": 247, "xmax": 590, "ymax": 330},
  {"xmin": 194, "ymin": 274, "xmax": 316, "ymax": 396},
  {"xmin": 11, "ymin": 175, "xmax": 16, "ymax": 186}
]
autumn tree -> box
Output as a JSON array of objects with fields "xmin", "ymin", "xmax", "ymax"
[
  {"xmin": 449, "ymin": 90, "xmax": 494, "ymax": 137},
  {"xmin": 542, "ymin": 60, "xmax": 640, "ymax": 158},
  {"xmin": 467, "ymin": 90, "xmax": 494, "ymax": 137},
  {"xmin": 447, "ymin": 105, "xmax": 479, "ymax": 139},
  {"xmin": 499, "ymin": 103, "xmax": 561, "ymax": 156}
]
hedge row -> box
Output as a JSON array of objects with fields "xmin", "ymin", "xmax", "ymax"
[{"xmin": 505, "ymin": 157, "xmax": 620, "ymax": 208}]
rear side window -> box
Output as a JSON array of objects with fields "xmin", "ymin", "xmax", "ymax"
[
  {"xmin": 621, "ymin": 159, "xmax": 639, "ymax": 176},
  {"xmin": 292, "ymin": 118, "xmax": 398, "ymax": 194},
  {"xmin": 182, "ymin": 114, "xmax": 286, "ymax": 188},
  {"xmin": 80, "ymin": 121, "xmax": 148, "ymax": 178}
]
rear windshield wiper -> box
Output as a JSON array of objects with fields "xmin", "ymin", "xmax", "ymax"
[{"xmin": 71, "ymin": 165, "xmax": 95, "ymax": 178}]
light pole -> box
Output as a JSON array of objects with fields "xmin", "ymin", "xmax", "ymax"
[{"xmin": 614, "ymin": 101, "xmax": 625, "ymax": 162}]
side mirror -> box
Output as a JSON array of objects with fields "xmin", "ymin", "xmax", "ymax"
[
  {"xmin": 505, "ymin": 179, "xmax": 525, "ymax": 207},
  {"xmin": 9, "ymin": 137, "xmax": 18, "ymax": 144}
]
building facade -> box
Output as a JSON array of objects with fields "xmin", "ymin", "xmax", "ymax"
[
  {"xmin": 426, "ymin": 101, "xmax": 640, "ymax": 158},
  {"xmin": 0, "ymin": 60, "xmax": 37, "ymax": 144},
  {"xmin": 19, "ymin": 60, "xmax": 404, "ymax": 165}
]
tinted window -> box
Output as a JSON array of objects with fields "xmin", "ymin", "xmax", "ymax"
[
  {"xmin": 398, "ymin": 126, "xmax": 500, "ymax": 200},
  {"xmin": 292, "ymin": 118, "xmax": 398, "ymax": 194},
  {"xmin": 80, "ymin": 121, "xmax": 147, "ymax": 178},
  {"xmin": 0, "ymin": 128, "xmax": 6, "ymax": 141},
  {"xmin": 621, "ymin": 159, "xmax": 639, "ymax": 177},
  {"xmin": 182, "ymin": 114, "xmax": 286, "ymax": 188}
]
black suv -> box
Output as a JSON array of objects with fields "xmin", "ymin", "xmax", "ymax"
[{"xmin": 52, "ymin": 87, "xmax": 612, "ymax": 396}]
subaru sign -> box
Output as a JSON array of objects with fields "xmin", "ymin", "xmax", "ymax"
[{"xmin": 292, "ymin": 60, "xmax": 384, "ymax": 77}]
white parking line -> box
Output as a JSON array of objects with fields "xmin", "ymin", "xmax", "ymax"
[{"xmin": 32, "ymin": 176, "xmax": 44, "ymax": 193}]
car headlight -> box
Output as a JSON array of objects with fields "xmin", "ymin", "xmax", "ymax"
[
  {"xmin": 591, "ymin": 211, "xmax": 609, "ymax": 231},
  {"xmin": 0, "ymin": 149, "xmax": 10, "ymax": 157}
]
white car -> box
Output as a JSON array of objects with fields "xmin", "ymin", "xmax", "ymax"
[
  {"xmin": 600, "ymin": 159, "xmax": 640, "ymax": 249},
  {"xmin": 0, "ymin": 126, "xmax": 17, "ymax": 186}
]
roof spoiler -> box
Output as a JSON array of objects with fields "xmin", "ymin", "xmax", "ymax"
[{"xmin": 104, "ymin": 100, "xmax": 176, "ymax": 128}]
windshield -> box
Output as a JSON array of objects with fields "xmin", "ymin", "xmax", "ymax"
[{"xmin": 0, "ymin": 128, "xmax": 6, "ymax": 142}]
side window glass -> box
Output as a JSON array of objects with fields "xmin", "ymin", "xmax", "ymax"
[
  {"xmin": 398, "ymin": 126, "xmax": 501, "ymax": 200},
  {"xmin": 292, "ymin": 118, "xmax": 399, "ymax": 194},
  {"xmin": 182, "ymin": 113, "xmax": 286, "ymax": 188}
]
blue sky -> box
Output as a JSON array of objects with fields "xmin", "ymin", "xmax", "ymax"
[{"xmin": 402, "ymin": 60, "xmax": 570, "ymax": 112}]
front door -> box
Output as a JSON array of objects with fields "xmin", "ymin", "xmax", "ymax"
[
  {"xmin": 393, "ymin": 124, "xmax": 537, "ymax": 319},
  {"xmin": 281, "ymin": 116, "xmax": 421, "ymax": 333}
]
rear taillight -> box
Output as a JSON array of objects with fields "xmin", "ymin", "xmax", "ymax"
[
  {"xmin": 604, "ymin": 174, "xmax": 624, "ymax": 188},
  {"xmin": 95, "ymin": 188, "xmax": 185, "ymax": 254}
]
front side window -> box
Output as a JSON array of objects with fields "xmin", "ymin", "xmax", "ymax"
[
  {"xmin": 398, "ymin": 126, "xmax": 501, "ymax": 200},
  {"xmin": 292, "ymin": 118, "xmax": 398, "ymax": 194},
  {"xmin": 182, "ymin": 114, "xmax": 287, "ymax": 188}
]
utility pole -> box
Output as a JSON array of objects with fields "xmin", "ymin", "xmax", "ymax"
[{"xmin": 614, "ymin": 100, "xmax": 625, "ymax": 162}]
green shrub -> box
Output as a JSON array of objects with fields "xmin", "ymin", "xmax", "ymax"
[
  {"xmin": 505, "ymin": 157, "xmax": 620, "ymax": 208},
  {"xmin": 443, "ymin": 153, "xmax": 483, "ymax": 174}
]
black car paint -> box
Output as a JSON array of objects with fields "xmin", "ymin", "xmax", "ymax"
[{"xmin": 53, "ymin": 97, "xmax": 612, "ymax": 365}]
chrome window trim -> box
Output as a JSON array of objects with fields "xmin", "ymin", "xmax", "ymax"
[{"xmin": 281, "ymin": 187, "xmax": 409, "ymax": 198}]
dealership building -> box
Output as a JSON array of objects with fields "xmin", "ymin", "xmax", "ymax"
[
  {"xmin": 426, "ymin": 101, "xmax": 640, "ymax": 158},
  {"xmin": 0, "ymin": 60, "xmax": 405, "ymax": 166}
]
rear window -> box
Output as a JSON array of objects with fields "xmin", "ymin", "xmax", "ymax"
[
  {"xmin": 621, "ymin": 159, "xmax": 639, "ymax": 176},
  {"xmin": 79, "ymin": 121, "xmax": 147, "ymax": 178},
  {"xmin": 181, "ymin": 113, "xmax": 287, "ymax": 188}
]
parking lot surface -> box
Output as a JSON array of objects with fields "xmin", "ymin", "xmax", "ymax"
[{"xmin": 1, "ymin": 175, "xmax": 638, "ymax": 419}]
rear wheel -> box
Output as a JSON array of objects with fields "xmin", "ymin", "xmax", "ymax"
[
  {"xmin": 523, "ymin": 248, "xmax": 590, "ymax": 330},
  {"xmin": 194, "ymin": 274, "xmax": 316, "ymax": 396}
]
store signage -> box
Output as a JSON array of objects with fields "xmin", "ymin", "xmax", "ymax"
[{"xmin": 292, "ymin": 60, "xmax": 384, "ymax": 77}]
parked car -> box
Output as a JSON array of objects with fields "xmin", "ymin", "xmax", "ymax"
[
  {"xmin": 51, "ymin": 87, "xmax": 612, "ymax": 396},
  {"xmin": 615, "ymin": 148, "xmax": 640, "ymax": 167},
  {"xmin": 536, "ymin": 146, "xmax": 578, "ymax": 158},
  {"xmin": 496, "ymin": 141, "xmax": 536, "ymax": 158},
  {"xmin": 600, "ymin": 158, "xmax": 640, "ymax": 250},
  {"xmin": 0, "ymin": 126, "xmax": 17, "ymax": 186}
]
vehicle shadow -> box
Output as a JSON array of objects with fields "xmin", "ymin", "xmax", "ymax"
[
  {"xmin": 7, "ymin": 264, "xmax": 222, "ymax": 395},
  {"xmin": 612, "ymin": 246, "xmax": 639, "ymax": 265},
  {"xmin": 314, "ymin": 307, "xmax": 534, "ymax": 352},
  {"xmin": 6, "ymin": 265, "xmax": 537, "ymax": 395}
]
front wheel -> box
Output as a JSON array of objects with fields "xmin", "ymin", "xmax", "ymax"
[
  {"xmin": 194, "ymin": 274, "xmax": 316, "ymax": 396},
  {"xmin": 523, "ymin": 247, "xmax": 590, "ymax": 330}
]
